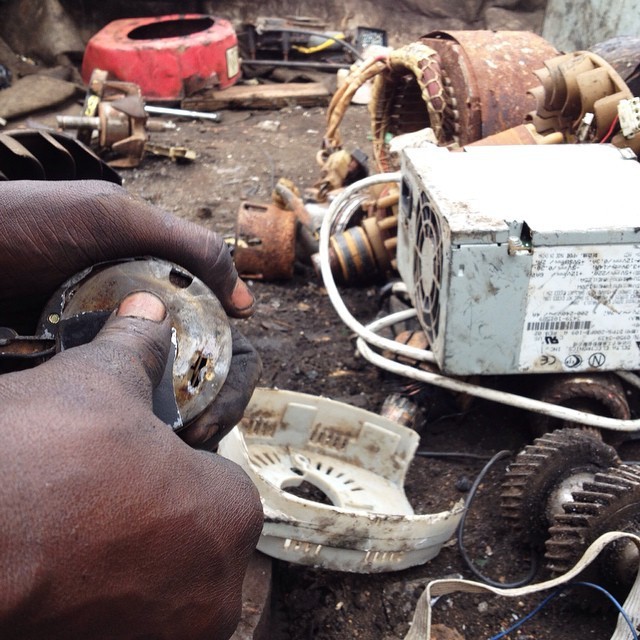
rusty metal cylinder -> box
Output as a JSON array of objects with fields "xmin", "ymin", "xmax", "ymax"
[
  {"xmin": 421, "ymin": 30, "xmax": 559, "ymax": 144},
  {"xmin": 234, "ymin": 201, "xmax": 297, "ymax": 280}
]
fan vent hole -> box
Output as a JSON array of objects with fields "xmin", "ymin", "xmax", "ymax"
[{"xmin": 284, "ymin": 481, "xmax": 334, "ymax": 505}]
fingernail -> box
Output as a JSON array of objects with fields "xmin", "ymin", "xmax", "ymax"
[
  {"xmin": 231, "ymin": 279, "xmax": 255, "ymax": 312},
  {"xmin": 117, "ymin": 291, "xmax": 166, "ymax": 322}
]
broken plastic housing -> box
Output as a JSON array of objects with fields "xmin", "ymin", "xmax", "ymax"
[
  {"xmin": 38, "ymin": 258, "xmax": 232, "ymax": 430},
  {"xmin": 218, "ymin": 387, "xmax": 464, "ymax": 573}
]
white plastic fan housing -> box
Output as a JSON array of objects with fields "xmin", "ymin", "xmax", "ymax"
[{"xmin": 218, "ymin": 387, "xmax": 464, "ymax": 573}]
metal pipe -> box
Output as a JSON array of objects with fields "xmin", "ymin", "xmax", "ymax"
[
  {"xmin": 241, "ymin": 59, "xmax": 351, "ymax": 71},
  {"xmin": 144, "ymin": 105, "xmax": 221, "ymax": 122}
]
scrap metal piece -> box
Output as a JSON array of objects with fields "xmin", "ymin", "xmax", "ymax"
[
  {"xmin": 421, "ymin": 30, "xmax": 559, "ymax": 146},
  {"xmin": 314, "ymin": 206, "xmax": 397, "ymax": 286},
  {"xmin": 527, "ymin": 50, "xmax": 632, "ymax": 143},
  {"xmin": 145, "ymin": 104, "xmax": 221, "ymax": 122},
  {"xmin": 0, "ymin": 129, "xmax": 121, "ymax": 182},
  {"xmin": 57, "ymin": 69, "xmax": 178, "ymax": 168},
  {"xmin": 234, "ymin": 201, "xmax": 297, "ymax": 280},
  {"xmin": 546, "ymin": 464, "xmax": 640, "ymax": 601},
  {"xmin": 324, "ymin": 31, "xmax": 557, "ymax": 175},
  {"xmin": 500, "ymin": 428, "xmax": 620, "ymax": 548},
  {"xmin": 529, "ymin": 373, "xmax": 631, "ymax": 441},
  {"xmin": 82, "ymin": 14, "xmax": 240, "ymax": 100},
  {"xmin": 37, "ymin": 258, "xmax": 233, "ymax": 430}
]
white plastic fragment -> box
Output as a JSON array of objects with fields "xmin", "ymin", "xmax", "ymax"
[
  {"xmin": 218, "ymin": 387, "xmax": 464, "ymax": 573},
  {"xmin": 404, "ymin": 531, "xmax": 640, "ymax": 640}
]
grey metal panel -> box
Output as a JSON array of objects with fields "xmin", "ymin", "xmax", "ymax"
[
  {"xmin": 543, "ymin": 0, "xmax": 640, "ymax": 52},
  {"xmin": 443, "ymin": 244, "xmax": 532, "ymax": 375}
]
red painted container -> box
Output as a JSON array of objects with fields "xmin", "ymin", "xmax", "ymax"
[{"xmin": 81, "ymin": 14, "xmax": 240, "ymax": 101}]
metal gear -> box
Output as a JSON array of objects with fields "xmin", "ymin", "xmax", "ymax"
[
  {"xmin": 500, "ymin": 428, "xmax": 620, "ymax": 548},
  {"xmin": 545, "ymin": 464, "xmax": 640, "ymax": 598}
]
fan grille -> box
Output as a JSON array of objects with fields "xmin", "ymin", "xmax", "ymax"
[{"xmin": 413, "ymin": 191, "xmax": 442, "ymax": 347}]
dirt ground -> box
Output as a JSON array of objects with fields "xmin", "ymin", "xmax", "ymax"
[{"xmin": 22, "ymin": 96, "xmax": 639, "ymax": 639}]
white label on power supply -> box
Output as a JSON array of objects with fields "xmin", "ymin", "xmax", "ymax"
[{"xmin": 519, "ymin": 244, "xmax": 640, "ymax": 373}]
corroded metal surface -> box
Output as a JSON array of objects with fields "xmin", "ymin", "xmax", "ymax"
[
  {"xmin": 234, "ymin": 201, "xmax": 297, "ymax": 280},
  {"xmin": 38, "ymin": 258, "xmax": 232, "ymax": 429},
  {"xmin": 422, "ymin": 30, "xmax": 559, "ymax": 144}
]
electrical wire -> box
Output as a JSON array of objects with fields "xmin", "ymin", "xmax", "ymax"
[
  {"xmin": 456, "ymin": 450, "xmax": 540, "ymax": 589},
  {"xmin": 318, "ymin": 172, "xmax": 640, "ymax": 433},
  {"xmin": 487, "ymin": 581, "xmax": 639, "ymax": 640},
  {"xmin": 416, "ymin": 450, "xmax": 494, "ymax": 461},
  {"xmin": 600, "ymin": 115, "xmax": 619, "ymax": 143}
]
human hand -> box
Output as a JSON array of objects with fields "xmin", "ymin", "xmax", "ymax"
[
  {"xmin": 0, "ymin": 292, "xmax": 263, "ymax": 640},
  {"xmin": 0, "ymin": 179, "xmax": 262, "ymax": 448}
]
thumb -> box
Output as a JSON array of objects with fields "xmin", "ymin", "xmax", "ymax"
[{"xmin": 91, "ymin": 291, "xmax": 172, "ymax": 388}]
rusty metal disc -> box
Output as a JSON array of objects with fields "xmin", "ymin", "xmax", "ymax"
[{"xmin": 38, "ymin": 258, "xmax": 232, "ymax": 430}]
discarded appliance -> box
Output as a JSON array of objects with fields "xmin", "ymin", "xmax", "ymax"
[
  {"xmin": 0, "ymin": 258, "xmax": 232, "ymax": 436},
  {"xmin": 82, "ymin": 14, "xmax": 240, "ymax": 101},
  {"xmin": 324, "ymin": 31, "xmax": 558, "ymax": 174},
  {"xmin": 218, "ymin": 387, "xmax": 464, "ymax": 573},
  {"xmin": 237, "ymin": 16, "xmax": 378, "ymax": 72},
  {"xmin": 318, "ymin": 144, "xmax": 640, "ymax": 437},
  {"xmin": 0, "ymin": 128, "xmax": 121, "ymax": 182},
  {"xmin": 57, "ymin": 69, "xmax": 195, "ymax": 168}
]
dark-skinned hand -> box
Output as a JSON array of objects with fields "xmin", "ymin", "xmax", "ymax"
[
  {"xmin": 0, "ymin": 179, "xmax": 263, "ymax": 448},
  {"xmin": 0, "ymin": 181, "xmax": 265, "ymax": 637},
  {"xmin": 0, "ymin": 292, "xmax": 263, "ymax": 639}
]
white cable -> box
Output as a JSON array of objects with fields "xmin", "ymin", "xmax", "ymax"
[
  {"xmin": 358, "ymin": 313, "xmax": 640, "ymax": 432},
  {"xmin": 319, "ymin": 172, "xmax": 640, "ymax": 432},
  {"xmin": 319, "ymin": 172, "xmax": 437, "ymax": 365}
]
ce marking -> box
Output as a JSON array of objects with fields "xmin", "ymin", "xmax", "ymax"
[{"xmin": 540, "ymin": 355, "xmax": 557, "ymax": 366}]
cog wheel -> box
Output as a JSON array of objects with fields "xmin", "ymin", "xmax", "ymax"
[
  {"xmin": 545, "ymin": 464, "xmax": 640, "ymax": 599},
  {"xmin": 500, "ymin": 428, "xmax": 620, "ymax": 548}
]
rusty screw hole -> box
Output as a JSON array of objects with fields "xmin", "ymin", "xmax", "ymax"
[{"xmin": 189, "ymin": 351, "xmax": 209, "ymax": 388}]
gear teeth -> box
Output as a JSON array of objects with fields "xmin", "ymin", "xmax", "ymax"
[
  {"xmin": 499, "ymin": 428, "xmax": 620, "ymax": 544},
  {"xmin": 545, "ymin": 463, "xmax": 640, "ymax": 580},
  {"xmin": 559, "ymin": 499, "xmax": 605, "ymax": 516},
  {"xmin": 567, "ymin": 490, "xmax": 617, "ymax": 506}
]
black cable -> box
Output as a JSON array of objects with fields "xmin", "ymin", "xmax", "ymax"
[
  {"xmin": 416, "ymin": 450, "xmax": 494, "ymax": 461},
  {"xmin": 457, "ymin": 449, "xmax": 540, "ymax": 588}
]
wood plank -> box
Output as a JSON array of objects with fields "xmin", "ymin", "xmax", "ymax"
[{"xmin": 182, "ymin": 82, "xmax": 331, "ymax": 111}]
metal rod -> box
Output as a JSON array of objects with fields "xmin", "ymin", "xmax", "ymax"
[
  {"xmin": 241, "ymin": 59, "xmax": 351, "ymax": 70},
  {"xmin": 144, "ymin": 105, "xmax": 221, "ymax": 122}
]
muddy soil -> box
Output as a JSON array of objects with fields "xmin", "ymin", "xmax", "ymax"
[{"xmin": 28, "ymin": 98, "xmax": 639, "ymax": 639}]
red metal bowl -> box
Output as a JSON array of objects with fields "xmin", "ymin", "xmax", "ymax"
[{"xmin": 81, "ymin": 14, "xmax": 240, "ymax": 101}]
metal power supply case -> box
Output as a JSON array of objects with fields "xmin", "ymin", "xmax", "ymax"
[{"xmin": 397, "ymin": 143, "xmax": 640, "ymax": 376}]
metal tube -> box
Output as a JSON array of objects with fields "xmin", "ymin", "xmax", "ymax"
[
  {"xmin": 241, "ymin": 59, "xmax": 351, "ymax": 71},
  {"xmin": 144, "ymin": 105, "xmax": 221, "ymax": 122}
]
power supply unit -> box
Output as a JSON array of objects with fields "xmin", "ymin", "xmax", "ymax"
[{"xmin": 397, "ymin": 143, "xmax": 640, "ymax": 376}]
